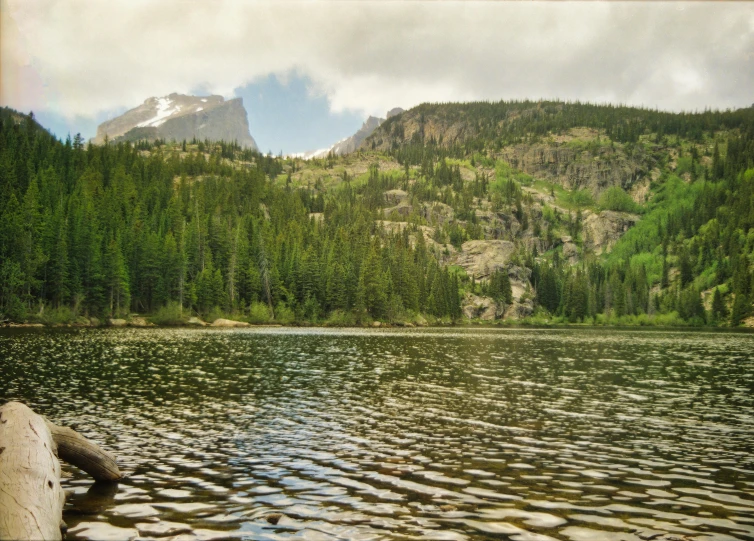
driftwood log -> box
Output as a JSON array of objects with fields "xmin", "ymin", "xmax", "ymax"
[{"xmin": 0, "ymin": 402, "xmax": 122, "ymax": 540}]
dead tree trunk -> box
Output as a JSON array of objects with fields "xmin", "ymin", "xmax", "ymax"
[
  {"xmin": 0, "ymin": 402, "xmax": 123, "ymax": 540},
  {"xmin": 0, "ymin": 402, "xmax": 66, "ymax": 540}
]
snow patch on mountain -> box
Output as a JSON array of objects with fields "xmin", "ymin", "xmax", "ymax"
[{"xmin": 137, "ymin": 97, "xmax": 181, "ymax": 128}]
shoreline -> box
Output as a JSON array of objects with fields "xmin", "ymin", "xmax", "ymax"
[{"xmin": 3, "ymin": 320, "xmax": 752, "ymax": 332}]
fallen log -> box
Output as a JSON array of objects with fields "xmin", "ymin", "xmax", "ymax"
[
  {"xmin": 0, "ymin": 402, "xmax": 66, "ymax": 540},
  {"xmin": 0, "ymin": 402, "xmax": 122, "ymax": 540}
]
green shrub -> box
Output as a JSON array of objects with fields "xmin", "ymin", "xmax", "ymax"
[
  {"xmin": 249, "ymin": 302, "xmax": 272, "ymax": 324},
  {"xmin": 567, "ymin": 189, "xmax": 594, "ymax": 208},
  {"xmin": 599, "ymin": 186, "xmax": 641, "ymax": 213},
  {"xmin": 274, "ymin": 302, "xmax": 295, "ymax": 325},
  {"xmin": 37, "ymin": 305, "xmax": 75, "ymax": 325},
  {"xmin": 675, "ymin": 156, "xmax": 693, "ymax": 176},
  {"xmin": 325, "ymin": 310, "xmax": 355, "ymax": 326},
  {"xmin": 150, "ymin": 301, "xmax": 185, "ymax": 325},
  {"xmin": 1, "ymin": 296, "xmax": 27, "ymax": 322},
  {"xmin": 652, "ymin": 311, "xmax": 687, "ymax": 326}
]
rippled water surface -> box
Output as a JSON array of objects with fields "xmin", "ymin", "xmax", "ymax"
[{"xmin": 2, "ymin": 327, "xmax": 754, "ymax": 541}]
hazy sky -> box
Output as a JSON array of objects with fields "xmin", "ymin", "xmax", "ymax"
[{"xmin": 2, "ymin": 0, "xmax": 753, "ymax": 153}]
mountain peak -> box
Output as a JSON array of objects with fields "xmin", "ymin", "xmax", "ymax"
[
  {"xmin": 93, "ymin": 93, "xmax": 257, "ymax": 149},
  {"xmin": 293, "ymin": 107, "xmax": 403, "ymax": 160}
]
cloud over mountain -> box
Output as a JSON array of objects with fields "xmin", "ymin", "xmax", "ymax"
[{"xmin": 2, "ymin": 0, "xmax": 753, "ymax": 122}]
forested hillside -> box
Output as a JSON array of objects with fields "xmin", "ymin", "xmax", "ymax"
[{"xmin": 1, "ymin": 101, "xmax": 753, "ymax": 327}]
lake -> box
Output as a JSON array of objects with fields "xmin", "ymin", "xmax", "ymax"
[{"xmin": 1, "ymin": 327, "xmax": 753, "ymax": 540}]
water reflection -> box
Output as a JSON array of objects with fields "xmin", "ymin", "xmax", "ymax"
[{"xmin": 1, "ymin": 327, "xmax": 753, "ymax": 540}]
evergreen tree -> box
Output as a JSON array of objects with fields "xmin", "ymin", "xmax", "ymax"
[{"xmin": 710, "ymin": 287, "xmax": 727, "ymax": 324}]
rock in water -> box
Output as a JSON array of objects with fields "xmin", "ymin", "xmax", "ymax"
[{"xmin": 93, "ymin": 93, "xmax": 258, "ymax": 149}]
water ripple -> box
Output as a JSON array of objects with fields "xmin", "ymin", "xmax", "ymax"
[{"xmin": 0, "ymin": 327, "xmax": 752, "ymax": 540}]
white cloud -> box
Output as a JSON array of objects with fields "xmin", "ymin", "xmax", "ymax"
[{"xmin": 1, "ymin": 0, "xmax": 752, "ymax": 120}]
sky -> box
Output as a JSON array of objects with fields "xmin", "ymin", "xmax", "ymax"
[{"xmin": 2, "ymin": 0, "xmax": 753, "ymax": 154}]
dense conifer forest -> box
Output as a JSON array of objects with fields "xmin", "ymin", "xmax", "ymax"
[{"xmin": 1, "ymin": 102, "xmax": 752, "ymax": 327}]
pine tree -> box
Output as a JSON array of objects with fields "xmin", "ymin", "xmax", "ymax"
[
  {"xmin": 710, "ymin": 287, "xmax": 727, "ymax": 324},
  {"xmin": 104, "ymin": 236, "xmax": 130, "ymax": 316}
]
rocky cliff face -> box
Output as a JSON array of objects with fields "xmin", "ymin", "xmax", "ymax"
[
  {"xmin": 499, "ymin": 143, "xmax": 652, "ymax": 194},
  {"xmin": 364, "ymin": 106, "xmax": 654, "ymax": 194},
  {"xmin": 93, "ymin": 93, "xmax": 257, "ymax": 149}
]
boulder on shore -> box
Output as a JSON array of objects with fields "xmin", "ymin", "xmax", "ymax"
[
  {"xmin": 108, "ymin": 318, "xmax": 127, "ymax": 327},
  {"xmin": 128, "ymin": 317, "xmax": 153, "ymax": 327},
  {"xmin": 186, "ymin": 317, "xmax": 208, "ymax": 326},
  {"xmin": 211, "ymin": 318, "xmax": 250, "ymax": 328}
]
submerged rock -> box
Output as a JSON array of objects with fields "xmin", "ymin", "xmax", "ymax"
[
  {"xmin": 265, "ymin": 513, "xmax": 283, "ymax": 525},
  {"xmin": 136, "ymin": 521, "xmax": 192, "ymax": 537}
]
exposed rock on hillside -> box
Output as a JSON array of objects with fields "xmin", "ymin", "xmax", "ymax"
[
  {"xmin": 461, "ymin": 265, "xmax": 533, "ymax": 321},
  {"xmin": 452, "ymin": 240, "xmax": 516, "ymax": 279},
  {"xmin": 422, "ymin": 202, "xmax": 455, "ymax": 225},
  {"xmin": 499, "ymin": 142, "xmax": 652, "ymax": 194},
  {"xmin": 384, "ymin": 189, "xmax": 408, "ymax": 205},
  {"xmin": 375, "ymin": 221, "xmax": 448, "ymax": 252},
  {"xmin": 94, "ymin": 93, "xmax": 257, "ymax": 149},
  {"xmin": 582, "ymin": 210, "xmax": 640, "ymax": 255},
  {"xmin": 365, "ymin": 105, "xmax": 654, "ymax": 194},
  {"xmin": 462, "ymin": 293, "xmax": 500, "ymax": 320}
]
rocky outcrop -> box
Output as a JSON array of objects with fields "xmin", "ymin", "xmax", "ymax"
[
  {"xmin": 562, "ymin": 241, "xmax": 580, "ymax": 262},
  {"xmin": 364, "ymin": 104, "xmax": 653, "ymax": 194},
  {"xmin": 504, "ymin": 297, "xmax": 534, "ymax": 320},
  {"xmin": 499, "ymin": 143, "xmax": 651, "ymax": 194},
  {"xmin": 582, "ymin": 210, "xmax": 640, "ymax": 255},
  {"xmin": 384, "ymin": 189, "xmax": 408, "ymax": 205},
  {"xmin": 384, "ymin": 202, "xmax": 412, "ymax": 218},
  {"xmin": 422, "ymin": 202, "xmax": 455, "ymax": 225},
  {"xmin": 451, "ymin": 240, "xmax": 516, "ymax": 279},
  {"xmin": 94, "ymin": 93, "xmax": 257, "ymax": 149},
  {"xmin": 462, "ymin": 294, "xmax": 501, "ymax": 320},
  {"xmin": 375, "ymin": 221, "xmax": 448, "ymax": 252}
]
